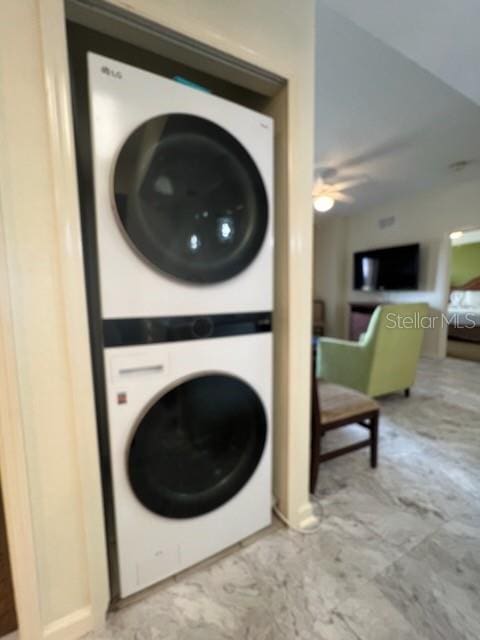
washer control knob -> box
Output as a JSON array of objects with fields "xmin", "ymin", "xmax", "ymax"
[{"xmin": 191, "ymin": 316, "xmax": 214, "ymax": 339}]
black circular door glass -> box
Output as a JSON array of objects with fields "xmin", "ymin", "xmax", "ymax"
[
  {"xmin": 128, "ymin": 375, "xmax": 267, "ymax": 518},
  {"xmin": 113, "ymin": 114, "xmax": 269, "ymax": 283}
]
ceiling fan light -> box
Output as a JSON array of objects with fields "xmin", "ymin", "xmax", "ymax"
[
  {"xmin": 313, "ymin": 195, "xmax": 335, "ymax": 213},
  {"xmin": 449, "ymin": 230, "xmax": 464, "ymax": 240}
]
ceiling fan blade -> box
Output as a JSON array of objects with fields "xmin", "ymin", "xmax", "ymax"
[
  {"xmin": 312, "ymin": 181, "xmax": 329, "ymax": 197},
  {"xmin": 332, "ymin": 192, "xmax": 355, "ymax": 204},
  {"xmin": 333, "ymin": 178, "xmax": 366, "ymax": 191}
]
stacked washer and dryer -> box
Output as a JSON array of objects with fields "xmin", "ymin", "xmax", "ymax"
[{"xmin": 86, "ymin": 53, "xmax": 274, "ymax": 597}]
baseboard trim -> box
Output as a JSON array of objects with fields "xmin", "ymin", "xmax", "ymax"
[
  {"xmin": 297, "ymin": 501, "xmax": 319, "ymax": 530},
  {"xmin": 43, "ymin": 606, "xmax": 96, "ymax": 640}
]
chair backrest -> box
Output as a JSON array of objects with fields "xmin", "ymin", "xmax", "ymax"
[
  {"xmin": 364, "ymin": 303, "xmax": 429, "ymax": 396},
  {"xmin": 313, "ymin": 299, "xmax": 325, "ymax": 323}
]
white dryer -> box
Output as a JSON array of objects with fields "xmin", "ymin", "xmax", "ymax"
[
  {"xmin": 103, "ymin": 317, "xmax": 272, "ymax": 597},
  {"xmin": 87, "ymin": 53, "xmax": 273, "ymax": 319}
]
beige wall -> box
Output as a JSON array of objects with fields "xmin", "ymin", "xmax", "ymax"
[
  {"xmin": 313, "ymin": 216, "xmax": 348, "ymax": 337},
  {"xmin": 0, "ymin": 1, "xmax": 110, "ymax": 638},
  {"xmin": 0, "ymin": 1, "xmax": 316, "ymax": 638},
  {"xmin": 314, "ymin": 178, "xmax": 480, "ymax": 357}
]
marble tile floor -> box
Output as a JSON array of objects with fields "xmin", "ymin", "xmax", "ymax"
[{"xmin": 87, "ymin": 357, "xmax": 480, "ymax": 640}]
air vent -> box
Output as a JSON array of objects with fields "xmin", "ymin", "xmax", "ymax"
[
  {"xmin": 448, "ymin": 160, "xmax": 471, "ymax": 172},
  {"xmin": 378, "ymin": 216, "xmax": 395, "ymax": 230}
]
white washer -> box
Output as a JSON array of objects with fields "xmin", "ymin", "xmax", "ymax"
[
  {"xmin": 105, "ymin": 331, "xmax": 272, "ymax": 597},
  {"xmin": 88, "ymin": 53, "xmax": 274, "ymax": 319}
]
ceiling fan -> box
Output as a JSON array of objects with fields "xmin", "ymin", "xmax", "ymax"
[{"xmin": 312, "ymin": 173, "xmax": 366, "ymax": 213}]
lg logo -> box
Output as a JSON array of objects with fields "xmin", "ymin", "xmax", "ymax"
[{"xmin": 101, "ymin": 65, "xmax": 122, "ymax": 80}]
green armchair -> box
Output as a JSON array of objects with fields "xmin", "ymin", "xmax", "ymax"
[{"xmin": 316, "ymin": 303, "xmax": 428, "ymax": 397}]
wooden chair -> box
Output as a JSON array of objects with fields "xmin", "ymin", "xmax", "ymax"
[{"xmin": 310, "ymin": 364, "xmax": 379, "ymax": 493}]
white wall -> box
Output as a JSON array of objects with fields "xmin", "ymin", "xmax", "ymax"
[
  {"xmin": 314, "ymin": 177, "xmax": 480, "ymax": 357},
  {"xmin": 0, "ymin": 1, "xmax": 316, "ymax": 638}
]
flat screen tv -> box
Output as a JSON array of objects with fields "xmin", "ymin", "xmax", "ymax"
[{"xmin": 353, "ymin": 243, "xmax": 420, "ymax": 291}]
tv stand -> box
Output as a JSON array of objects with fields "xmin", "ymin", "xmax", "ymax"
[{"xmin": 349, "ymin": 303, "xmax": 378, "ymax": 341}]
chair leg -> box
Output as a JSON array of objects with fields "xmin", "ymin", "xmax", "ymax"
[
  {"xmin": 370, "ymin": 412, "xmax": 379, "ymax": 468},
  {"xmin": 310, "ymin": 426, "xmax": 322, "ymax": 494},
  {"xmin": 404, "ymin": 388, "xmax": 410, "ymax": 398},
  {"xmin": 310, "ymin": 370, "xmax": 322, "ymax": 494}
]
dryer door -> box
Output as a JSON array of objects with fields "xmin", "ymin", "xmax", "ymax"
[
  {"xmin": 127, "ymin": 374, "xmax": 267, "ymax": 518},
  {"xmin": 113, "ymin": 114, "xmax": 269, "ymax": 284}
]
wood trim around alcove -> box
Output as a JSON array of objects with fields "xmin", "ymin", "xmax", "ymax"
[{"xmin": 0, "ymin": 485, "xmax": 16, "ymax": 637}]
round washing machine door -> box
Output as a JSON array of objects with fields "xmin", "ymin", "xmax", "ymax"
[
  {"xmin": 113, "ymin": 114, "xmax": 269, "ymax": 284},
  {"xmin": 127, "ymin": 374, "xmax": 267, "ymax": 518}
]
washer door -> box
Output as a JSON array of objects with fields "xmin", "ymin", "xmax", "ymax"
[
  {"xmin": 127, "ymin": 374, "xmax": 267, "ymax": 518},
  {"xmin": 113, "ymin": 114, "xmax": 269, "ymax": 284}
]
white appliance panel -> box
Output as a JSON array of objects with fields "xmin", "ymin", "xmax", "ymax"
[
  {"xmin": 88, "ymin": 53, "xmax": 274, "ymax": 318},
  {"xmin": 105, "ymin": 333, "xmax": 272, "ymax": 596}
]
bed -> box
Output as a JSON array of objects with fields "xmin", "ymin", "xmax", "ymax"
[{"xmin": 447, "ymin": 276, "xmax": 480, "ymax": 344}]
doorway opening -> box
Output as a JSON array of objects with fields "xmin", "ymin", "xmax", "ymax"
[
  {"xmin": 446, "ymin": 228, "xmax": 480, "ymax": 362},
  {"xmin": 66, "ymin": 1, "xmax": 290, "ymax": 604}
]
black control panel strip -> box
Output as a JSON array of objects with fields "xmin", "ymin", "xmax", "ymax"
[{"xmin": 103, "ymin": 311, "xmax": 272, "ymax": 347}]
